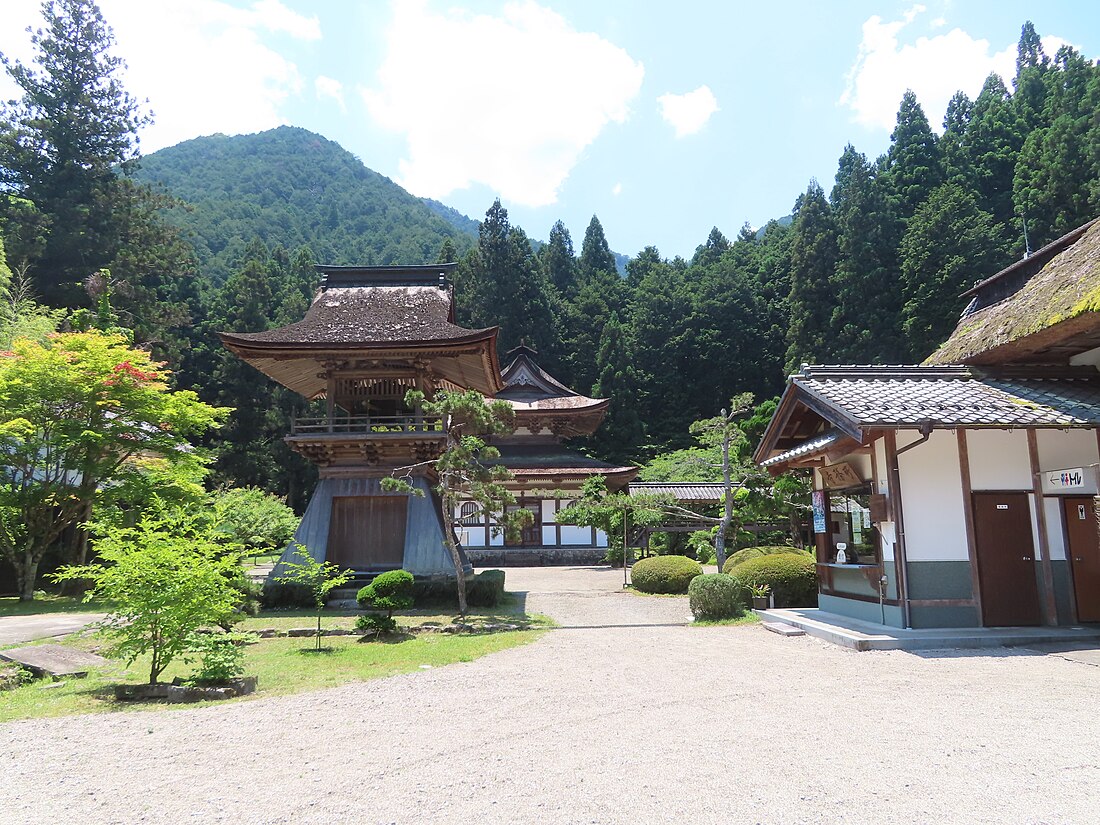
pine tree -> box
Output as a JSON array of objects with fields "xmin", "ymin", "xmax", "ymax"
[
  {"xmin": 0, "ymin": 0, "xmax": 151, "ymax": 305},
  {"xmin": 829, "ymin": 145, "xmax": 898, "ymax": 362},
  {"xmin": 692, "ymin": 227, "xmax": 731, "ymax": 268},
  {"xmin": 540, "ymin": 220, "xmax": 578, "ymax": 297},
  {"xmin": 785, "ymin": 181, "xmax": 838, "ymax": 372},
  {"xmin": 1013, "ymin": 21, "xmax": 1051, "ymax": 134},
  {"xmin": 900, "ymin": 184, "xmax": 1009, "ymax": 359},
  {"xmin": 588, "ymin": 313, "xmax": 644, "ymax": 463}
]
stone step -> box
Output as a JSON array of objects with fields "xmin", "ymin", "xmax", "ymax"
[
  {"xmin": 761, "ymin": 621, "xmax": 806, "ymax": 638},
  {"xmin": 0, "ymin": 643, "xmax": 110, "ymax": 678}
]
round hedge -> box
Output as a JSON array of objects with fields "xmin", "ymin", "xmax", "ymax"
[
  {"xmin": 721, "ymin": 545, "xmax": 805, "ymax": 575},
  {"xmin": 631, "ymin": 554, "xmax": 703, "ymax": 594},
  {"xmin": 728, "ymin": 553, "xmax": 818, "ymax": 608},
  {"xmin": 688, "ymin": 573, "xmax": 746, "ymax": 620}
]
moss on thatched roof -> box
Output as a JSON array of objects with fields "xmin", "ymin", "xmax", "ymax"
[{"xmin": 926, "ymin": 219, "xmax": 1100, "ymax": 365}]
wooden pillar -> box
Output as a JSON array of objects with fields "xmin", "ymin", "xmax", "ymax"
[
  {"xmin": 956, "ymin": 429, "xmax": 984, "ymax": 625},
  {"xmin": 325, "ymin": 374, "xmax": 335, "ymax": 433},
  {"xmin": 883, "ymin": 431, "xmax": 911, "ymax": 628},
  {"xmin": 1027, "ymin": 429, "xmax": 1060, "ymax": 626}
]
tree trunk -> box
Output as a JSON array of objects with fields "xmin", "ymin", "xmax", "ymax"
[
  {"xmin": 18, "ymin": 552, "xmax": 40, "ymax": 601},
  {"xmin": 715, "ymin": 434, "xmax": 733, "ymax": 572},
  {"xmin": 447, "ymin": 531, "xmax": 468, "ymax": 616}
]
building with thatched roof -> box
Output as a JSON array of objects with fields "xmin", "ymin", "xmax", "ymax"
[{"xmin": 754, "ymin": 219, "xmax": 1100, "ymax": 631}]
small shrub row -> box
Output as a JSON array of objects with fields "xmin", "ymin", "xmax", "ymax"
[
  {"xmin": 688, "ymin": 573, "xmax": 747, "ymax": 620},
  {"xmin": 631, "ymin": 555, "xmax": 702, "ymax": 594},
  {"xmin": 355, "ymin": 570, "xmax": 507, "ymax": 610},
  {"xmin": 721, "ymin": 545, "xmax": 804, "ymax": 574},
  {"xmin": 728, "ymin": 553, "xmax": 817, "ymax": 608}
]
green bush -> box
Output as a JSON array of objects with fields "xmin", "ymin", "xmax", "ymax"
[
  {"xmin": 722, "ymin": 545, "xmax": 804, "ymax": 574},
  {"xmin": 187, "ymin": 631, "xmax": 252, "ymax": 683},
  {"xmin": 688, "ymin": 573, "xmax": 746, "ymax": 620},
  {"xmin": 259, "ymin": 581, "xmax": 314, "ymax": 609},
  {"xmin": 631, "ymin": 555, "xmax": 702, "ymax": 594},
  {"xmin": 468, "ymin": 569, "xmax": 506, "ymax": 607},
  {"xmin": 357, "ymin": 570, "xmax": 414, "ymax": 617},
  {"xmin": 728, "ymin": 553, "xmax": 818, "ymax": 608},
  {"xmin": 355, "ymin": 613, "xmax": 397, "ymax": 635},
  {"xmin": 402, "ymin": 571, "xmax": 507, "ymax": 609}
]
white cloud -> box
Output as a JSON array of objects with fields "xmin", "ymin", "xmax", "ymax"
[
  {"xmin": 0, "ymin": 0, "xmax": 321, "ymax": 153},
  {"xmin": 656, "ymin": 85, "xmax": 719, "ymax": 138},
  {"xmin": 315, "ymin": 75, "xmax": 346, "ymax": 112},
  {"xmin": 361, "ymin": 0, "xmax": 644, "ymax": 208},
  {"xmin": 611, "ymin": 182, "xmax": 622, "ymax": 196},
  {"xmin": 841, "ymin": 8, "xmax": 1072, "ymax": 132}
]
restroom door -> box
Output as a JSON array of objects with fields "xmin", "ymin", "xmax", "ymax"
[
  {"xmin": 1063, "ymin": 497, "xmax": 1100, "ymax": 622},
  {"xmin": 972, "ymin": 493, "xmax": 1042, "ymax": 626}
]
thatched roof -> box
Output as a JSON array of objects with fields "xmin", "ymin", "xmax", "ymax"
[{"xmin": 926, "ymin": 219, "xmax": 1100, "ymax": 365}]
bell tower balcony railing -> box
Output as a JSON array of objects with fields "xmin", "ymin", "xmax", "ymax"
[{"xmin": 290, "ymin": 414, "xmax": 445, "ymax": 435}]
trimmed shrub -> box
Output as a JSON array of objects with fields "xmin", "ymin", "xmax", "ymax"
[
  {"xmin": 728, "ymin": 553, "xmax": 818, "ymax": 608},
  {"xmin": 631, "ymin": 555, "xmax": 703, "ymax": 594},
  {"xmin": 722, "ymin": 545, "xmax": 804, "ymax": 574},
  {"xmin": 357, "ymin": 570, "xmax": 414, "ymax": 617},
  {"xmin": 468, "ymin": 569, "xmax": 506, "ymax": 607},
  {"xmin": 688, "ymin": 573, "xmax": 746, "ymax": 620},
  {"xmin": 355, "ymin": 612, "xmax": 397, "ymax": 634}
]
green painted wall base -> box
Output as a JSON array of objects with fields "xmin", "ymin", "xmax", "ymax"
[{"xmin": 818, "ymin": 593, "xmax": 905, "ymax": 628}]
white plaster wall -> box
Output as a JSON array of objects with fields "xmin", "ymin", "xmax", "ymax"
[
  {"xmin": 560, "ymin": 526, "xmax": 592, "ymax": 545},
  {"xmin": 1044, "ymin": 496, "xmax": 1068, "ymax": 561},
  {"xmin": 967, "ymin": 429, "xmax": 1032, "ymax": 490},
  {"xmin": 897, "ymin": 430, "xmax": 969, "ymax": 562},
  {"xmin": 460, "ymin": 526, "xmax": 488, "ymax": 547},
  {"xmin": 541, "ymin": 499, "xmax": 558, "ymax": 523},
  {"xmin": 873, "ymin": 438, "xmax": 889, "ymax": 496},
  {"xmin": 596, "ymin": 530, "xmax": 608, "ymax": 548},
  {"xmin": 542, "ymin": 526, "xmax": 557, "ymax": 546},
  {"xmin": 1035, "ymin": 428, "xmax": 1099, "ymax": 472}
]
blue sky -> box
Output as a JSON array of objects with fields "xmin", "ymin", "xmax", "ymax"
[{"xmin": 1, "ymin": 1, "xmax": 1097, "ymax": 259}]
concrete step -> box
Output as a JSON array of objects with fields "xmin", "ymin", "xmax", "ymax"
[{"xmin": 761, "ymin": 620, "xmax": 805, "ymax": 637}]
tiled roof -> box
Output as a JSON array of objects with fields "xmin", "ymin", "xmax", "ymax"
[
  {"xmin": 760, "ymin": 430, "xmax": 843, "ymax": 468},
  {"xmin": 628, "ymin": 483, "xmax": 726, "ymax": 502},
  {"xmin": 794, "ymin": 365, "xmax": 1100, "ymax": 428},
  {"xmin": 496, "ymin": 345, "xmax": 606, "ymax": 413}
]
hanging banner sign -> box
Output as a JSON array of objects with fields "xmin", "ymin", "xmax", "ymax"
[{"xmin": 812, "ymin": 490, "xmax": 827, "ymax": 534}]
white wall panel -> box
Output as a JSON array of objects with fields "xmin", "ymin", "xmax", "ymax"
[
  {"xmin": 897, "ymin": 430, "xmax": 969, "ymax": 562},
  {"xmin": 967, "ymin": 429, "xmax": 1032, "ymax": 490}
]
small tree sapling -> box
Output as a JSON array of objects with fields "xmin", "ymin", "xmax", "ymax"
[{"xmin": 274, "ymin": 545, "xmax": 353, "ymax": 651}]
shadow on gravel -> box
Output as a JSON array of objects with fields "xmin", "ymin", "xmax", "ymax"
[{"xmin": 547, "ymin": 623, "xmax": 691, "ymax": 630}]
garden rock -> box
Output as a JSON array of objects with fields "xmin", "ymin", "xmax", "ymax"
[
  {"xmin": 114, "ymin": 683, "xmax": 172, "ymax": 701},
  {"xmin": 0, "ymin": 644, "xmax": 110, "ymax": 678},
  {"xmin": 287, "ymin": 628, "xmax": 317, "ymax": 637},
  {"xmin": 166, "ymin": 676, "xmax": 257, "ymax": 703}
]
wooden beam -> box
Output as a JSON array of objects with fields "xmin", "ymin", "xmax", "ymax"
[
  {"xmin": 956, "ymin": 429, "xmax": 984, "ymax": 626},
  {"xmin": 883, "ymin": 431, "xmax": 911, "ymax": 628},
  {"xmin": 1027, "ymin": 429, "xmax": 1060, "ymax": 626}
]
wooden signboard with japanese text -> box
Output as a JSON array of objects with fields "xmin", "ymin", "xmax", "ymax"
[{"xmin": 819, "ymin": 462, "xmax": 862, "ymax": 490}]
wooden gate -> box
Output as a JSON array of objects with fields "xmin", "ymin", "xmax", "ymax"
[
  {"xmin": 1063, "ymin": 496, "xmax": 1100, "ymax": 623},
  {"xmin": 972, "ymin": 492, "xmax": 1041, "ymax": 626},
  {"xmin": 327, "ymin": 495, "xmax": 408, "ymax": 569}
]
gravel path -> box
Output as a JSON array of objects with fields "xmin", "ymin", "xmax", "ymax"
[{"xmin": 3, "ymin": 566, "xmax": 1099, "ymax": 824}]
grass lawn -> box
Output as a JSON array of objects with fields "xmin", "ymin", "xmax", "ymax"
[
  {"xmin": 0, "ymin": 593, "xmax": 552, "ymax": 723},
  {"xmin": 0, "ymin": 594, "xmax": 109, "ymax": 617},
  {"xmin": 691, "ymin": 612, "xmax": 762, "ymax": 627},
  {"xmin": 1, "ymin": 626, "xmax": 544, "ymax": 723}
]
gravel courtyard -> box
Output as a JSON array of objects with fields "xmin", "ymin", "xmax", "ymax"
[{"xmin": 3, "ymin": 566, "xmax": 1098, "ymax": 824}]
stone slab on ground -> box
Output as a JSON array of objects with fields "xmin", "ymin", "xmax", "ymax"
[
  {"xmin": 0, "ymin": 644, "xmax": 109, "ymax": 678},
  {"xmin": 761, "ymin": 620, "xmax": 805, "ymax": 637},
  {"xmin": 0, "ymin": 613, "xmax": 105, "ymax": 646}
]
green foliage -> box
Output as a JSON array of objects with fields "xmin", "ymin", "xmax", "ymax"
[
  {"xmin": 557, "ymin": 476, "xmax": 674, "ymax": 560},
  {"xmin": 133, "ymin": 127, "xmax": 475, "ymax": 283},
  {"xmin": 631, "ymin": 555, "xmax": 703, "ymax": 594},
  {"xmin": 689, "ymin": 531, "xmax": 716, "ymax": 565},
  {"xmin": 187, "ymin": 631, "xmax": 252, "ymax": 684},
  {"xmin": 785, "ymin": 180, "xmax": 838, "ymax": 371},
  {"xmin": 382, "ymin": 388, "xmax": 527, "ymax": 615},
  {"xmin": 722, "ymin": 545, "xmax": 804, "ymax": 574},
  {"xmin": 357, "ymin": 570, "xmax": 415, "ymax": 618},
  {"xmin": 259, "ymin": 581, "xmax": 314, "ymax": 610},
  {"xmin": 688, "ymin": 573, "xmax": 747, "ymax": 620},
  {"xmin": 728, "ymin": 553, "xmax": 818, "ymax": 608},
  {"xmin": 210, "ymin": 487, "xmax": 299, "ymax": 555},
  {"xmin": 274, "ymin": 546, "xmax": 353, "ymax": 650},
  {"xmin": 355, "ymin": 612, "xmax": 398, "ymax": 635},
  {"xmin": 0, "ymin": 330, "xmax": 228, "ymax": 599},
  {"xmin": 469, "ymin": 569, "xmax": 506, "ymax": 608},
  {"xmin": 52, "ymin": 508, "xmax": 241, "ymax": 684}
]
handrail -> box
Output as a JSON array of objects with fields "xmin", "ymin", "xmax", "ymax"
[{"xmin": 290, "ymin": 415, "xmax": 445, "ymax": 435}]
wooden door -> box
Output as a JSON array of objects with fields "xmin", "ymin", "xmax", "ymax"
[
  {"xmin": 1063, "ymin": 496, "xmax": 1100, "ymax": 622},
  {"xmin": 972, "ymin": 493, "xmax": 1042, "ymax": 626},
  {"xmin": 327, "ymin": 495, "xmax": 408, "ymax": 569},
  {"xmin": 504, "ymin": 502, "xmax": 541, "ymax": 547}
]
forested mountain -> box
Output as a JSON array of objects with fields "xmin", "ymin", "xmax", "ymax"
[
  {"xmin": 134, "ymin": 127, "xmax": 477, "ymax": 283},
  {"xmin": 2, "ymin": 3, "xmax": 1098, "ymax": 512}
]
